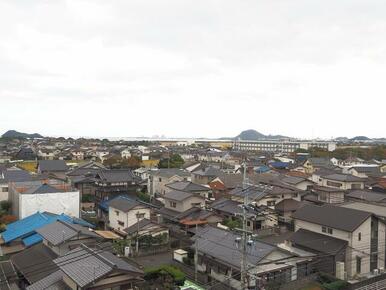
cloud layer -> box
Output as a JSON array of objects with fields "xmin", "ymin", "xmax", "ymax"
[{"xmin": 1, "ymin": 0, "xmax": 385, "ymax": 138}]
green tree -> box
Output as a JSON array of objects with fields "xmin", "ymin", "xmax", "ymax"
[{"xmin": 158, "ymin": 154, "xmax": 184, "ymax": 168}]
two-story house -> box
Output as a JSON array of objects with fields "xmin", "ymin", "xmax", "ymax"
[
  {"xmin": 108, "ymin": 196, "xmax": 151, "ymax": 234},
  {"xmin": 147, "ymin": 168, "xmax": 190, "ymax": 197},
  {"xmin": 318, "ymin": 174, "xmax": 365, "ymax": 190},
  {"xmin": 163, "ymin": 190, "xmax": 205, "ymax": 213},
  {"xmin": 292, "ymin": 204, "xmax": 386, "ymax": 279}
]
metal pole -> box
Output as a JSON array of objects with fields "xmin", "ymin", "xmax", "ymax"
[
  {"xmin": 194, "ymin": 223, "xmax": 198, "ymax": 282},
  {"xmin": 240, "ymin": 161, "xmax": 248, "ymax": 290},
  {"xmin": 136, "ymin": 213, "xmax": 139, "ymax": 254}
]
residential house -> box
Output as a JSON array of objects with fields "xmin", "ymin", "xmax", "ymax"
[
  {"xmin": 175, "ymin": 207, "xmax": 223, "ymax": 228},
  {"xmin": 23, "ymin": 244, "xmax": 144, "ymax": 290},
  {"xmin": 317, "ymin": 173, "xmax": 365, "ymax": 190},
  {"xmin": 193, "ymin": 225, "xmax": 312, "ymax": 289},
  {"xmin": 191, "ymin": 166, "xmax": 222, "ymax": 185},
  {"xmin": 1, "ymin": 212, "xmax": 93, "ymax": 254},
  {"xmin": 303, "ymin": 158, "xmax": 334, "ymax": 174},
  {"xmin": 345, "ymin": 190, "xmax": 386, "ymax": 204},
  {"xmin": 108, "ymin": 196, "xmax": 151, "ymax": 234},
  {"xmin": 15, "ymin": 147, "xmax": 36, "ymax": 160},
  {"xmin": 292, "ymin": 204, "xmax": 386, "ymax": 278},
  {"xmin": 0, "ymin": 167, "xmax": 33, "ymax": 201},
  {"xmin": 307, "ymin": 186, "xmax": 346, "ymax": 204},
  {"xmin": 347, "ymin": 166, "xmax": 384, "ymax": 178},
  {"xmin": 37, "ymin": 160, "xmax": 69, "ymax": 179},
  {"xmin": 9, "ymin": 181, "xmax": 80, "ymax": 219},
  {"xmin": 94, "ymin": 169, "xmax": 141, "ymax": 202},
  {"xmin": 148, "ymin": 168, "xmax": 190, "ymax": 197},
  {"xmin": 123, "ymin": 218, "xmax": 169, "ymax": 240},
  {"xmin": 281, "ymin": 175, "xmax": 313, "ymax": 191},
  {"xmin": 36, "ymin": 220, "xmax": 102, "ymax": 256},
  {"xmin": 165, "ymin": 180, "xmax": 211, "ymax": 198},
  {"xmin": 162, "ymin": 190, "xmax": 205, "ymax": 213}
]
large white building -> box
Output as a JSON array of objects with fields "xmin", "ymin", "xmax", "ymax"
[
  {"xmin": 233, "ymin": 140, "xmax": 336, "ymax": 153},
  {"xmin": 9, "ymin": 181, "xmax": 80, "ymax": 219}
]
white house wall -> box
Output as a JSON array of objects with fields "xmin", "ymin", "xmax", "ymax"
[{"xmin": 19, "ymin": 191, "xmax": 80, "ymax": 219}]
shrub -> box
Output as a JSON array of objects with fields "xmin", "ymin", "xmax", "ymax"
[
  {"xmin": 323, "ymin": 280, "xmax": 349, "ymax": 290},
  {"xmin": 144, "ymin": 265, "xmax": 186, "ymax": 286}
]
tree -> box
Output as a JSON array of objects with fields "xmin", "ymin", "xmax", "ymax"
[{"xmin": 158, "ymin": 154, "xmax": 184, "ymax": 168}]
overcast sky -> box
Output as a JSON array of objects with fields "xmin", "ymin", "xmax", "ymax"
[{"xmin": 1, "ymin": 0, "xmax": 385, "ymax": 139}]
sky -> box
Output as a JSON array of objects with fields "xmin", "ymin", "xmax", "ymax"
[{"xmin": 0, "ymin": 0, "xmax": 385, "ymax": 139}]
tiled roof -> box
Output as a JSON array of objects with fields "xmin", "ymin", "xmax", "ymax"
[{"xmin": 293, "ymin": 204, "xmax": 371, "ymax": 232}]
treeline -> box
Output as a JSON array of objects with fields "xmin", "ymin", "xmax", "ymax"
[{"xmin": 296, "ymin": 145, "xmax": 386, "ymax": 160}]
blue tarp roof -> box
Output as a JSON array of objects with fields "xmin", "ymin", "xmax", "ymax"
[
  {"xmin": 269, "ymin": 161, "xmax": 290, "ymax": 169},
  {"xmin": 1, "ymin": 212, "xmax": 94, "ymax": 244},
  {"xmin": 22, "ymin": 233, "xmax": 43, "ymax": 247}
]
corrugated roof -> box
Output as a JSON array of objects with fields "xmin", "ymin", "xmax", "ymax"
[
  {"xmin": 54, "ymin": 244, "xmax": 142, "ymax": 288},
  {"xmin": 193, "ymin": 226, "xmax": 276, "ymax": 269},
  {"xmin": 11, "ymin": 244, "xmax": 59, "ymax": 284},
  {"xmin": 26, "ymin": 270, "xmax": 64, "ymax": 290},
  {"xmin": 22, "ymin": 233, "xmax": 43, "ymax": 247}
]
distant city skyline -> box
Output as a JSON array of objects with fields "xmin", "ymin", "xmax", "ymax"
[{"xmin": 1, "ymin": 0, "xmax": 385, "ymax": 139}]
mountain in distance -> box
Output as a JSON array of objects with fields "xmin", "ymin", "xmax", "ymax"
[
  {"xmin": 2, "ymin": 130, "xmax": 44, "ymax": 139},
  {"xmin": 350, "ymin": 136, "xmax": 371, "ymax": 141},
  {"xmin": 220, "ymin": 129, "xmax": 289, "ymax": 141}
]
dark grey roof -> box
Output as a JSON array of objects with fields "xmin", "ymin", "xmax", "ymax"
[
  {"xmin": 1, "ymin": 169, "xmax": 32, "ymax": 183},
  {"xmin": 290, "ymin": 229, "xmax": 347, "ymax": 254},
  {"xmin": 123, "ymin": 218, "xmax": 166, "ymax": 235},
  {"xmin": 11, "ymin": 243, "xmax": 59, "ymax": 284},
  {"xmin": 282, "ymin": 176, "xmax": 307, "ymax": 185},
  {"xmin": 194, "ymin": 226, "xmax": 276, "ymax": 269},
  {"xmin": 349, "ymin": 166, "xmax": 380, "ymax": 174},
  {"xmin": 96, "ymin": 169, "xmax": 139, "ymax": 183},
  {"xmin": 307, "ymin": 158, "xmax": 333, "ymax": 167},
  {"xmin": 192, "ymin": 166, "xmax": 222, "ymax": 177},
  {"xmin": 210, "ymin": 198, "xmax": 243, "ymax": 215},
  {"xmin": 164, "ymin": 190, "xmax": 195, "ymax": 201},
  {"xmin": 54, "ymin": 244, "xmax": 142, "ymax": 288},
  {"xmin": 108, "ymin": 196, "xmax": 142, "ymax": 212},
  {"xmin": 150, "ymin": 168, "xmax": 190, "ymax": 178},
  {"xmin": 166, "ymin": 181, "xmax": 209, "ymax": 192},
  {"xmin": 323, "ymin": 174, "xmax": 365, "ymax": 182},
  {"xmin": 0, "ymin": 261, "xmax": 18, "ymax": 290},
  {"xmin": 26, "ymin": 270, "xmax": 64, "ymax": 290},
  {"xmin": 36, "ymin": 220, "xmax": 100, "ymax": 246},
  {"xmin": 346, "ymin": 190, "xmax": 386, "ymax": 202},
  {"xmin": 176, "ymin": 207, "xmax": 217, "ymax": 221},
  {"xmin": 38, "ymin": 160, "xmax": 68, "ymax": 172},
  {"xmin": 275, "ymin": 199, "xmax": 302, "ymax": 212},
  {"xmin": 23, "ymin": 183, "xmax": 65, "ymax": 194},
  {"xmin": 293, "ymin": 204, "xmax": 371, "ymax": 232}
]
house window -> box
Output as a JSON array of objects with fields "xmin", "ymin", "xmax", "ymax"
[
  {"xmin": 191, "ymin": 202, "xmax": 201, "ymax": 207},
  {"xmin": 136, "ymin": 213, "xmax": 145, "ymax": 219},
  {"xmin": 326, "ymin": 181, "xmax": 342, "ymax": 188},
  {"xmin": 118, "ymin": 220, "xmax": 124, "ymax": 226},
  {"xmin": 322, "ymin": 226, "xmax": 327, "ymax": 233},
  {"xmin": 267, "ymin": 201, "xmax": 276, "ymax": 207},
  {"xmin": 115, "ymin": 210, "xmax": 119, "ymax": 216},
  {"xmin": 358, "ymin": 232, "xmax": 361, "ymax": 241},
  {"xmin": 356, "ymin": 256, "xmax": 361, "ymax": 274},
  {"xmin": 159, "ymin": 178, "xmax": 162, "ymax": 182},
  {"xmin": 328, "ymin": 228, "xmax": 333, "ymax": 234},
  {"xmin": 169, "ymin": 201, "xmax": 177, "ymax": 208}
]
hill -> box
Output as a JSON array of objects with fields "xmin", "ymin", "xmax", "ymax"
[
  {"xmin": 234, "ymin": 129, "xmax": 288, "ymax": 141},
  {"xmin": 1, "ymin": 130, "xmax": 43, "ymax": 139}
]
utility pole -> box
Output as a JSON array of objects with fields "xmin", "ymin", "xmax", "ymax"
[
  {"xmin": 136, "ymin": 212, "xmax": 140, "ymax": 254},
  {"xmin": 240, "ymin": 161, "xmax": 248, "ymax": 290},
  {"xmin": 194, "ymin": 223, "xmax": 198, "ymax": 282}
]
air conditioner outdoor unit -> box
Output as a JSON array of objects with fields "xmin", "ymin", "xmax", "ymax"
[
  {"xmin": 379, "ymin": 267, "xmax": 385, "ymax": 273},
  {"xmin": 373, "ymin": 269, "xmax": 379, "ymax": 275}
]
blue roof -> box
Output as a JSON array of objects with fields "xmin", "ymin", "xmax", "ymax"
[
  {"xmin": 98, "ymin": 195, "xmax": 133, "ymax": 212},
  {"xmin": 269, "ymin": 161, "xmax": 290, "ymax": 169},
  {"xmin": 1, "ymin": 212, "xmax": 94, "ymax": 244},
  {"xmin": 255, "ymin": 165, "xmax": 270, "ymax": 173},
  {"xmin": 22, "ymin": 233, "xmax": 43, "ymax": 247}
]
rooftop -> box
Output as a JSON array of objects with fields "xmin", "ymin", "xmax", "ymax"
[{"xmin": 293, "ymin": 204, "xmax": 371, "ymax": 232}]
